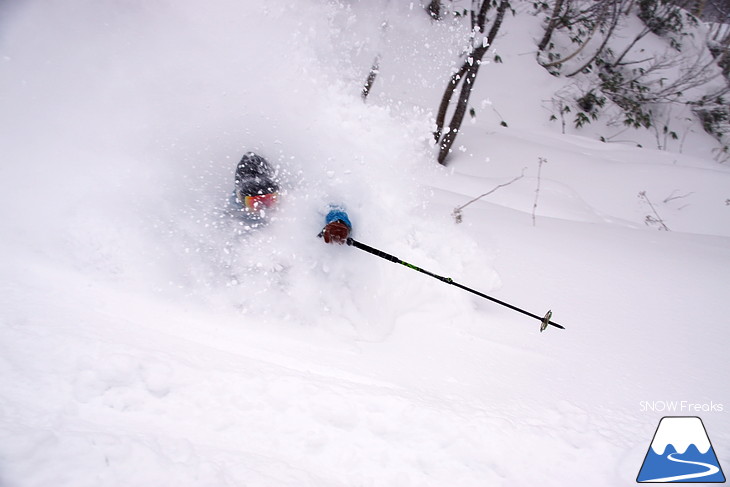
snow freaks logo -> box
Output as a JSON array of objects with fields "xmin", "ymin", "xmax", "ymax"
[{"xmin": 637, "ymin": 416, "xmax": 726, "ymax": 483}]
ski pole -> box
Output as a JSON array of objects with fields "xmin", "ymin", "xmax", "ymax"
[{"xmin": 346, "ymin": 238, "xmax": 565, "ymax": 332}]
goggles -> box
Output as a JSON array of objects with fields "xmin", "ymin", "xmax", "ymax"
[{"xmin": 239, "ymin": 192, "xmax": 278, "ymax": 212}]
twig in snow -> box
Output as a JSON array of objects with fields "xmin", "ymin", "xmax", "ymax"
[
  {"xmin": 492, "ymin": 106, "xmax": 508, "ymax": 127},
  {"xmin": 663, "ymin": 190, "xmax": 694, "ymax": 204},
  {"xmin": 532, "ymin": 157, "xmax": 547, "ymax": 227},
  {"xmin": 638, "ymin": 191, "xmax": 670, "ymax": 231},
  {"xmin": 453, "ymin": 168, "xmax": 526, "ymax": 223}
]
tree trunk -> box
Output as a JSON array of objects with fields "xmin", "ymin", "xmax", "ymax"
[
  {"xmin": 476, "ymin": 0, "xmax": 492, "ymax": 30},
  {"xmin": 433, "ymin": 62, "xmax": 470, "ymax": 142},
  {"xmin": 434, "ymin": 0, "xmax": 491, "ymax": 143},
  {"xmin": 538, "ymin": 0, "xmax": 567, "ymax": 52},
  {"xmin": 437, "ymin": 61, "xmax": 483, "ymax": 164},
  {"xmin": 485, "ymin": 0, "xmax": 510, "ymax": 47}
]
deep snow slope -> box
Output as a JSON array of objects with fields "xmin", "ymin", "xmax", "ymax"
[{"xmin": 1, "ymin": 1, "xmax": 729, "ymax": 486}]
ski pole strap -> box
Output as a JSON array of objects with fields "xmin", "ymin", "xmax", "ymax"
[{"xmin": 346, "ymin": 238, "xmax": 565, "ymax": 330}]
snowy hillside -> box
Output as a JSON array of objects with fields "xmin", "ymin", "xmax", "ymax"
[{"xmin": 1, "ymin": 1, "xmax": 728, "ymax": 486}]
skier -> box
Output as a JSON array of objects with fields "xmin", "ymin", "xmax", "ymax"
[{"xmin": 230, "ymin": 152, "xmax": 279, "ymax": 221}]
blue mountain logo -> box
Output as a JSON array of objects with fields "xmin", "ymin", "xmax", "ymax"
[{"xmin": 637, "ymin": 416, "xmax": 725, "ymax": 483}]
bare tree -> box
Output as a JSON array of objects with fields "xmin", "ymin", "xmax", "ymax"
[
  {"xmin": 539, "ymin": 0, "xmax": 729, "ymax": 141},
  {"xmin": 538, "ymin": 0, "xmax": 625, "ymax": 72},
  {"xmin": 536, "ymin": 0, "xmax": 705, "ymax": 76},
  {"xmin": 433, "ymin": 0, "xmax": 511, "ymax": 165},
  {"xmin": 566, "ymin": 1, "xmax": 623, "ymax": 76}
]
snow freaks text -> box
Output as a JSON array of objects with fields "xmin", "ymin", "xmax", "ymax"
[{"xmin": 640, "ymin": 401, "xmax": 724, "ymax": 413}]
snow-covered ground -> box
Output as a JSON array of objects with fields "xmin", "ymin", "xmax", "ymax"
[{"xmin": 1, "ymin": 1, "xmax": 728, "ymax": 486}]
